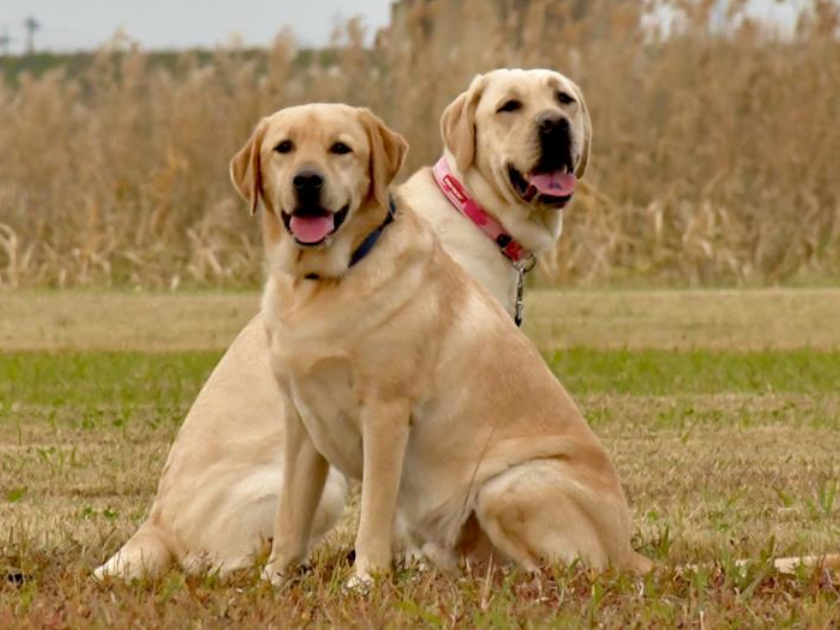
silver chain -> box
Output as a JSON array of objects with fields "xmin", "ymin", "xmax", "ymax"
[{"xmin": 512, "ymin": 255, "xmax": 537, "ymax": 327}]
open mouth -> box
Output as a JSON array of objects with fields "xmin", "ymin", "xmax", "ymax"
[
  {"xmin": 281, "ymin": 205, "xmax": 350, "ymax": 246},
  {"xmin": 508, "ymin": 165, "xmax": 576, "ymax": 209}
]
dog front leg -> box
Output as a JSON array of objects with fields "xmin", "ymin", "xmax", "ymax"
[
  {"xmin": 262, "ymin": 397, "xmax": 329, "ymax": 586},
  {"xmin": 350, "ymin": 399, "xmax": 410, "ymax": 587}
]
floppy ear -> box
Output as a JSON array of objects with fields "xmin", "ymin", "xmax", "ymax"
[
  {"xmin": 440, "ymin": 73, "xmax": 487, "ymax": 172},
  {"xmin": 229, "ymin": 119, "xmax": 267, "ymax": 216},
  {"xmin": 359, "ymin": 108, "xmax": 409, "ymax": 208},
  {"xmin": 570, "ymin": 81, "xmax": 592, "ymax": 179}
]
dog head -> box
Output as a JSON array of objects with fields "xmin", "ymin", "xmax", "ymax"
[
  {"xmin": 230, "ymin": 104, "xmax": 407, "ymax": 277},
  {"xmin": 440, "ymin": 69, "xmax": 592, "ymax": 252}
]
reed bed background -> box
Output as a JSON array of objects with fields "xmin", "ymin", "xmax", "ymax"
[{"xmin": 1, "ymin": 0, "xmax": 838, "ymax": 289}]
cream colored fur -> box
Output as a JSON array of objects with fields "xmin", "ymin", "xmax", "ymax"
[
  {"xmin": 95, "ymin": 69, "xmax": 593, "ymax": 581},
  {"xmin": 250, "ymin": 104, "xmax": 649, "ymax": 586}
]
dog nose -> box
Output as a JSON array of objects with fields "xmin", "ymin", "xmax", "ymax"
[
  {"xmin": 537, "ymin": 112, "xmax": 569, "ymax": 136},
  {"xmin": 293, "ymin": 169, "xmax": 324, "ymax": 193}
]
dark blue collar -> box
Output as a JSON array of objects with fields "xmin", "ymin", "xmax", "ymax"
[
  {"xmin": 305, "ymin": 196, "xmax": 397, "ymax": 280},
  {"xmin": 348, "ymin": 196, "xmax": 397, "ymax": 268}
]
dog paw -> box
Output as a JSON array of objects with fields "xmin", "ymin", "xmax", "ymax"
[
  {"xmin": 421, "ymin": 542, "xmax": 458, "ymax": 573},
  {"xmin": 344, "ymin": 570, "xmax": 374, "ymax": 593},
  {"xmin": 398, "ymin": 546, "xmax": 425, "ymax": 568},
  {"xmin": 260, "ymin": 563, "xmax": 286, "ymax": 587},
  {"xmin": 261, "ymin": 559, "xmax": 313, "ymax": 586}
]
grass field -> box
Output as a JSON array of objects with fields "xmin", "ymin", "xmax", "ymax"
[{"xmin": 1, "ymin": 290, "xmax": 839, "ymax": 628}]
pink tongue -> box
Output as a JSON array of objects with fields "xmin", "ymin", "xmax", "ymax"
[
  {"xmin": 289, "ymin": 214, "xmax": 335, "ymax": 244},
  {"xmin": 528, "ymin": 171, "xmax": 576, "ymax": 196}
]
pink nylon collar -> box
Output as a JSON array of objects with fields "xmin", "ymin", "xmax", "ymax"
[{"xmin": 432, "ymin": 157, "xmax": 532, "ymax": 263}]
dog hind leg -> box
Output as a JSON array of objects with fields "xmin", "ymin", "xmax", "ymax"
[
  {"xmin": 93, "ymin": 521, "xmax": 174, "ymax": 581},
  {"xmin": 474, "ymin": 460, "xmax": 647, "ymax": 572}
]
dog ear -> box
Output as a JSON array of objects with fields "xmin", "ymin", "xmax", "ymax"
[
  {"xmin": 440, "ymin": 74, "xmax": 487, "ymax": 172},
  {"xmin": 230, "ymin": 119, "xmax": 268, "ymax": 216},
  {"xmin": 569, "ymin": 80, "xmax": 592, "ymax": 179},
  {"xmin": 359, "ymin": 108, "xmax": 409, "ymax": 208}
]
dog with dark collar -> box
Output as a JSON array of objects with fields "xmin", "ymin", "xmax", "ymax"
[{"xmin": 240, "ymin": 103, "xmax": 648, "ymax": 587}]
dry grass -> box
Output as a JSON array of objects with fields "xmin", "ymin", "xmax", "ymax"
[
  {"xmin": 525, "ymin": 287, "xmax": 840, "ymax": 351},
  {"xmin": 2, "ymin": 287, "xmax": 839, "ymax": 352},
  {"xmin": 2, "ymin": 0, "xmax": 840, "ymax": 289},
  {"xmin": 5, "ymin": 393, "xmax": 838, "ymax": 567},
  {"xmin": 2, "ymin": 367, "xmax": 839, "ymax": 627},
  {"xmin": 0, "ymin": 290, "xmax": 261, "ymax": 351}
]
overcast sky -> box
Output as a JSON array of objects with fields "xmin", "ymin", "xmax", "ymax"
[
  {"xmin": 0, "ymin": 0, "xmax": 826, "ymax": 55},
  {"xmin": 0, "ymin": 0, "xmax": 393, "ymax": 54}
]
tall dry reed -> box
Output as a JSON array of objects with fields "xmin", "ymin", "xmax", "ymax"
[{"xmin": 1, "ymin": 0, "xmax": 838, "ymax": 289}]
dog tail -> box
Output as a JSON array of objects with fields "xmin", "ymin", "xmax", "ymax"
[
  {"xmin": 769, "ymin": 554, "xmax": 840, "ymax": 574},
  {"xmin": 678, "ymin": 553, "xmax": 840, "ymax": 576},
  {"xmin": 93, "ymin": 521, "xmax": 174, "ymax": 581}
]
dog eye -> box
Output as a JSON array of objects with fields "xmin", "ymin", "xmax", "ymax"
[
  {"xmin": 497, "ymin": 100, "xmax": 522, "ymax": 113},
  {"xmin": 274, "ymin": 140, "xmax": 294, "ymax": 154},
  {"xmin": 556, "ymin": 91, "xmax": 576, "ymax": 105},
  {"xmin": 330, "ymin": 142, "xmax": 352, "ymax": 155}
]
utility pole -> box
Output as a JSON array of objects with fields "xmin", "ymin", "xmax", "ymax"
[
  {"xmin": 0, "ymin": 28, "xmax": 10, "ymax": 56},
  {"xmin": 23, "ymin": 16, "xmax": 40, "ymax": 54}
]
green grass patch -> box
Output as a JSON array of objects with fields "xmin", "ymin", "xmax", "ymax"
[
  {"xmin": 550, "ymin": 347, "xmax": 840, "ymax": 395},
  {"xmin": 0, "ymin": 351, "xmax": 220, "ymax": 408},
  {"xmin": 2, "ymin": 348, "xmax": 839, "ymax": 627},
  {"xmin": 1, "ymin": 348, "xmax": 839, "ymax": 411}
]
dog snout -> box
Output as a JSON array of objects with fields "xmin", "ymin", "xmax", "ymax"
[
  {"xmin": 537, "ymin": 111, "xmax": 570, "ymax": 138},
  {"xmin": 535, "ymin": 110, "xmax": 573, "ymax": 172},
  {"xmin": 293, "ymin": 168, "xmax": 324, "ymax": 200}
]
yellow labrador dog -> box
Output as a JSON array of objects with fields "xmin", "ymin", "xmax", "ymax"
[
  {"xmin": 246, "ymin": 103, "xmax": 649, "ymax": 585},
  {"xmin": 95, "ymin": 69, "xmax": 594, "ymax": 580}
]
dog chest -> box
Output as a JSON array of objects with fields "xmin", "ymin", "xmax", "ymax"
[{"xmin": 287, "ymin": 356, "xmax": 365, "ymax": 479}]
